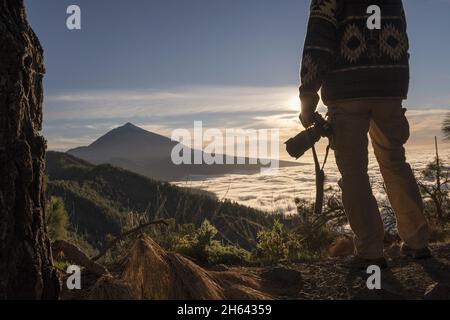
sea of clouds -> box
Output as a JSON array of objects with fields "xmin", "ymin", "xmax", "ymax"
[{"xmin": 175, "ymin": 148, "xmax": 450, "ymax": 215}]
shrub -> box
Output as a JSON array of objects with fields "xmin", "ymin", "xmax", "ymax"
[
  {"xmin": 162, "ymin": 219, "xmax": 252, "ymax": 266},
  {"xmin": 206, "ymin": 242, "xmax": 252, "ymax": 266},
  {"xmin": 255, "ymin": 201, "xmax": 340, "ymax": 265},
  {"xmin": 255, "ymin": 219, "xmax": 302, "ymax": 265},
  {"xmin": 46, "ymin": 196, "xmax": 69, "ymax": 241},
  {"xmin": 196, "ymin": 219, "xmax": 218, "ymax": 247}
]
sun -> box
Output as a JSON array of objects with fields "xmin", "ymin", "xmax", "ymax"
[{"xmin": 288, "ymin": 95, "xmax": 300, "ymax": 112}]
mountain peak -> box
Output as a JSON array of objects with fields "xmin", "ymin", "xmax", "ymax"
[
  {"xmin": 121, "ymin": 122, "xmax": 139, "ymax": 129},
  {"xmin": 115, "ymin": 122, "xmax": 146, "ymax": 133},
  {"xmin": 67, "ymin": 122, "xmax": 177, "ymax": 163}
]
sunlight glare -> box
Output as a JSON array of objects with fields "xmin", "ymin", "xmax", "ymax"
[{"xmin": 288, "ymin": 95, "xmax": 300, "ymax": 112}]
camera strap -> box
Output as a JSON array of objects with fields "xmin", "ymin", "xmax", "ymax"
[{"xmin": 309, "ymin": 139, "xmax": 331, "ymax": 215}]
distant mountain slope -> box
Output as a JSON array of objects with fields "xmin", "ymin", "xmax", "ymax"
[
  {"xmin": 45, "ymin": 151, "xmax": 282, "ymax": 250},
  {"xmin": 67, "ymin": 122, "xmax": 177, "ymax": 163},
  {"xmin": 67, "ymin": 123, "xmax": 298, "ymax": 181},
  {"xmin": 46, "ymin": 149, "xmax": 94, "ymax": 180}
]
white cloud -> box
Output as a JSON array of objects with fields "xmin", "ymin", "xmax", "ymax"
[{"xmin": 44, "ymin": 86, "xmax": 296, "ymax": 122}]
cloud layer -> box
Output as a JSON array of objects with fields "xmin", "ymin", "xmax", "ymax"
[{"xmin": 175, "ymin": 150, "xmax": 450, "ymax": 214}]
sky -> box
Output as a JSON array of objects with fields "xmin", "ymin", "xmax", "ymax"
[{"xmin": 24, "ymin": 0, "xmax": 450, "ymax": 152}]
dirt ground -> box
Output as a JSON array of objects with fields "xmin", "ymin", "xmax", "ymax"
[{"xmin": 209, "ymin": 243, "xmax": 450, "ymax": 300}]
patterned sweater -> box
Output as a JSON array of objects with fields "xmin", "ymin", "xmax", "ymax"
[{"xmin": 299, "ymin": 0, "xmax": 410, "ymax": 106}]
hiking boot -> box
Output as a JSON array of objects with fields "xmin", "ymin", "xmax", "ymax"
[
  {"xmin": 345, "ymin": 256, "xmax": 388, "ymax": 270},
  {"xmin": 400, "ymin": 244, "xmax": 432, "ymax": 259}
]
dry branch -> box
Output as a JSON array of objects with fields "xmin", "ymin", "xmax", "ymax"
[{"xmin": 92, "ymin": 219, "xmax": 169, "ymax": 262}]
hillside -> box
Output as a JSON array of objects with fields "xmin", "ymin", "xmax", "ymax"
[
  {"xmin": 66, "ymin": 122, "xmax": 298, "ymax": 181},
  {"xmin": 45, "ymin": 151, "xmax": 284, "ymax": 250}
]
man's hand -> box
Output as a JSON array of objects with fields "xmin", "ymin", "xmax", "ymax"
[
  {"xmin": 300, "ymin": 105, "xmax": 315, "ymax": 128},
  {"xmin": 300, "ymin": 94, "xmax": 319, "ymax": 128}
]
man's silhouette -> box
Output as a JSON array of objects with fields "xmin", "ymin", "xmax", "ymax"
[{"xmin": 299, "ymin": 0, "xmax": 430, "ymax": 268}]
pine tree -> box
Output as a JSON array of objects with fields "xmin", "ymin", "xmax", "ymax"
[
  {"xmin": 443, "ymin": 113, "xmax": 450, "ymax": 140},
  {"xmin": 0, "ymin": 0, "xmax": 59, "ymax": 299}
]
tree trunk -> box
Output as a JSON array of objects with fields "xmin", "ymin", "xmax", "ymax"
[{"xmin": 0, "ymin": 0, "xmax": 59, "ymax": 299}]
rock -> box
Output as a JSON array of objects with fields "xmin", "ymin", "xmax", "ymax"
[
  {"xmin": 424, "ymin": 283, "xmax": 450, "ymax": 300},
  {"xmin": 52, "ymin": 240, "xmax": 109, "ymax": 276},
  {"xmin": 262, "ymin": 265, "xmax": 302, "ymax": 284},
  {"xmin": 328, "ymin": 236, "xmax": 355, "ymax": 257},
  {"xmin": 260, "ymin": 265, "xmax": 302, "ymax": 296}
]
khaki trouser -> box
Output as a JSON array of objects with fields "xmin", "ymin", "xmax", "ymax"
[{"xmin": 327, "ymin": 99, "xmax": 429, "ymax": 259}]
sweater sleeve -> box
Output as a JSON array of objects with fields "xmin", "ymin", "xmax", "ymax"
[{"xmin": 299, "ymin": 0, "xmax": 339, "ymax": 106}]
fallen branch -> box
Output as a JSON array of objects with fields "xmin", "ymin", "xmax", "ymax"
[{"xmin": 92, "ymin": 219, "xmax": 169, "ymax": 262}]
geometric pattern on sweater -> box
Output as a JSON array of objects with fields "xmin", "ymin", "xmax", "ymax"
[
  {"xmin": 300, "ymin": 53, "xmax": 319, "ymax": 85},
  {"xmin": 380, "ymin": 24, "xmax": 408, "ymax": 61},
  {"xmin": 310, "ymin": 0, "xmax": 337, "ymax": 26},
  {"xmin": 341, "ymin": 24, "xmax": 367, "ymax": 64}
]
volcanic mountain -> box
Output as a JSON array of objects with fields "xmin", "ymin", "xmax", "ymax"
[{"xmin": 67, "ymin": 123, "xmax": 297, "ymax": 181}]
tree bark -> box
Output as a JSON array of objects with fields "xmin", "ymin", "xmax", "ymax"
[{"xmin": 0, "ymin": 0, "xmax": 59, "ymax": 299}]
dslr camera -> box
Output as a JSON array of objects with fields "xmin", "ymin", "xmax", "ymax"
[{"xmin": 285, "ymin": 112, "xmax": 333, "ymax": 159}]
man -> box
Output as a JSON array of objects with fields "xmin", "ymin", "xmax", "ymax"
[{"xmin": 299, "ymin": 0, "xmax": 430, "ymax": 268}]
